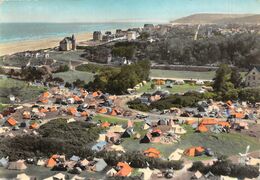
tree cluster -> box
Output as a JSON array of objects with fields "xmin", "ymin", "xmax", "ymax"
[{"xmin": 86, "ymin": 60, "xmax": 151, "ymax": 95}]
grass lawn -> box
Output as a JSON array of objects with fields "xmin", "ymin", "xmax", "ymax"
[
  {"xmin": 137, "ymin": 81, "xmax": 203, "ymax": 94},
  {"xmin": 48, "ymin": 50, "xmax": 86, "ymax": 62},
  {"xmin": 53, "ymin": 70, "xmax": 94, "ymax": 83},
  {"xmin": 0, "ymin": 104, "xmax": 8, "ymax": 112},
  {"xmin": 121, "ymin": 124, "xmax": 260, "ymax": 160},
  {"xmin": 93, "ymin": 114, "xmax": 146, "ymax": 136},
  {"xmin": 150, "ymin": 69, "xmax": 216, "ymax": 80},
  {"xmin": 0, "ymin": 78, "xmax": 46, "ymax": 103}
]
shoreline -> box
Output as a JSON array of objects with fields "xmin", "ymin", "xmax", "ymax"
[
  {"xmin": 0, "ymin": 32, "xmax": 93, "ymax": 56},
  {"xmin": 0, "ymin": 26, "xmax": 141, "ymax": 57}
]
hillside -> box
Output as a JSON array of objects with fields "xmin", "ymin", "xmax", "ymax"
[{"xmin": 172, "ymin": 13, "xmax": 260, "ymax": 24}]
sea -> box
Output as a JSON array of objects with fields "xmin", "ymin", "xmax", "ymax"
[{"xmin": 0, "ymin": 22, "xmax": 149, "ymax": 43}]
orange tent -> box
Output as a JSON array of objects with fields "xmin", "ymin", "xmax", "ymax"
[
  {"xmin": 42, "ymin": 92, "xmax": 50, "ymax": 98},
  {"xmin": 49, "ymin": 107, "xmax": 57, "ymax": 112},
  {"xmin": 155, "ymin": 79, "xmax": 165, "ymax": 85},
  {"xmin": 226, "ymin": 100, "xmax": 232, "ymax": 106},
  {"xmin": 30, "ymin": 123, "xmax": 39, "ymax": 129},
  {"xmin": 101, "ymin": 121, "xmax": 110, "ymax": 128},
  {"xmin": 81, "ymin": 111, "xmax": 89, "ymax": 117},
  {"xmin": 217, "ymin": 121, "xmax": 231, "ymax": 127},
  {"xmin": 232, "ymin": 113, "xmax": 244, "ymax": 119},
  {"xmin": 144, "ymin": 148, "xmax": 161, "ymax": 158},
  {"xmin": 200, "ymin": 118, "xmax": 217, "ymax": 125},
  {"xmin": 98, "ymin": 108, "xmax": 107, "ymax": 114},
  {"xmin": 38, "ymin": 98, "xmax": 48, "ymax": 104},
  {"xmin": 92, "ymin": 92, "xmax": 99, "ymax": 97},
  {"xmin": 7, "ymin": 117, "xmax": 17, "ymax": 126},
  {"xmin": 127, "ymin": 120, "xmax": 133, "ymax": 128},
  {"xmin": 39, "ymin": 107, "xmax": 48, "ymax": 113},
  {"xmin": 186, "ymin": 119, "xmax": 195, "ymax": 125},
  {"xmin": 73, "ymin": 95, "xmax": 81, "ymax": 102},
  {"xmin": 67, "ymin": 107, "xmax": 77, "ymax": 115},
  {"xmin": 197, "ymin": 125, "xmax": 208, "ymax": 133},
  {"xmin": 184, "ymin": 146, "xmax": 205, "ymax": 157},
  {"xmin": 23, "ymin": 111, "xmax": 31, "ymax": 119},
  {"xmin": 46, "ymin": 157, "xmax": 56, "ymax": 168},
  {"xmin": 116, "ymin": 162, "xmax": 132, "ymax": 177},
  {"xmin": 110, "ymin": 109, "xmax": 117, "ymax": 116}
]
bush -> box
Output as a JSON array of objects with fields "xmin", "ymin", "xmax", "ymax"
[
  {"xmin": 189, "ymin": 161, "xmax": 205, "ymax": 172},
  {"xmin": 188, "ymin": 159, "xmax": 259, "ymax": 179}
]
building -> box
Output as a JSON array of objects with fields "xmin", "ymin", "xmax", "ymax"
[
  {"xmin": 59, "ymin": 34, "xmax": 76, "ymax": 51},
  {"xmin": 244, "ymin": 66, "xmax": 260, "ymax": 87},
  {"xmin": 127, "ymin": 31, "xmax": 137, "ymax": 41},
  {"xmin": 144, "ymin": 24, "xmax": 154, "ymax": 32},
  {"xmin": 93, "ymin": 31, "xmax": 102, "ymax": 41}
]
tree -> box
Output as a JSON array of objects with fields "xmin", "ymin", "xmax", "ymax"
[
  {"xmin": 213, "ymin": 64, "xmax": 231, "ymax": 93},
  {"xmin": 150, "ymin": 83, "xmax": 156, "ymax": 90},
  {"xmin": 230, "ymin": 67, "xmax": 242, "ymax": 88}
]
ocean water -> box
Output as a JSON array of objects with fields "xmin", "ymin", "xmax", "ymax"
[{"xmin": 0, "ymin": 22, "xmax": 147, "ymax": 43}]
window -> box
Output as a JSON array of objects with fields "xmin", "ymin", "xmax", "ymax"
[{"xmin": 253, "ymin": 76, "xmax": 256, "ymax": 80}]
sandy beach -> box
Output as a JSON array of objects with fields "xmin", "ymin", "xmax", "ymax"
[{"xmin": 0, "ymin": 32, "xmax": 93, "ymax": 56}]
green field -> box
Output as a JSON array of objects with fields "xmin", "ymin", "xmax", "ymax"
[
  {"xmin": 137, "ymin": 81, "xmax": 203, "ymax": 94},
  {"xmin": 121, "ymin": 124, "xmax": 260, "ymax": 160},
  {"xmin": 0, "ymin": 78, "xmax": 46, "ymax": 103},
  {"xmin": 93, "ymin": 115, "xmax": 260, "ymax": 160},
  {"xmin": 49, "ymin": 50, "xmax": 86, "ymax": 62},
  {"xmin": 150, "ymin": 69, "xmax": 216, "ymax": 80},
  {"xmin": 53, "ymin": 70, "xmax": 94, "ymax": 83}
]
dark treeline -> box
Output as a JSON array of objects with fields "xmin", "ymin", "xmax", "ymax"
[{"xmin": 151, "ymin": 33, "xmax": 260, "ymax": 68}]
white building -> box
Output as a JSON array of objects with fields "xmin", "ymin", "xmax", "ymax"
[{"xmin": 127, "ymin": 31, "xmax": 137, "ymax": 41}]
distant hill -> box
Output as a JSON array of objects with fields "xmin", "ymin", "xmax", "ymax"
[{"xmin": 172, "ymin": 13, "xmax": 260, "ymax": 24}]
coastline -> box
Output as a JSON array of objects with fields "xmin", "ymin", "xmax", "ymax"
[{"xmin": 0, "ymin": 32, "xmax": 93, "ymax": 56}]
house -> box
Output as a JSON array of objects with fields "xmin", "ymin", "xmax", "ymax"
[
  {"xmin": 91, "ymin": 141, "xmax": 107, "ymax": 152},
  {"xmin": 89, "ymin": 158, "xmax": 107, "ymax": 172},
  {"xmin": 93, "ymin": 31, "xmax": 102, "ymax": 41},
  {"xmin": 143, "ymin": 24, "xmax": 154, "ymax": 32},
  {"xmin": 127, "ymin": 31, "xmax": 137, "ymax": 41},
  {"xmin": 244, "ymin": 66, "xmax": 260, "ymax": 87},
  {"xmin": 59, "ymin": 34, "xmax": 76, "ymax": 51}
]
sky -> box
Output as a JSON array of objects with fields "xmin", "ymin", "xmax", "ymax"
[{"xmin": 0, "ymin": 0, "xmax": 259, "ymax": 23}]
